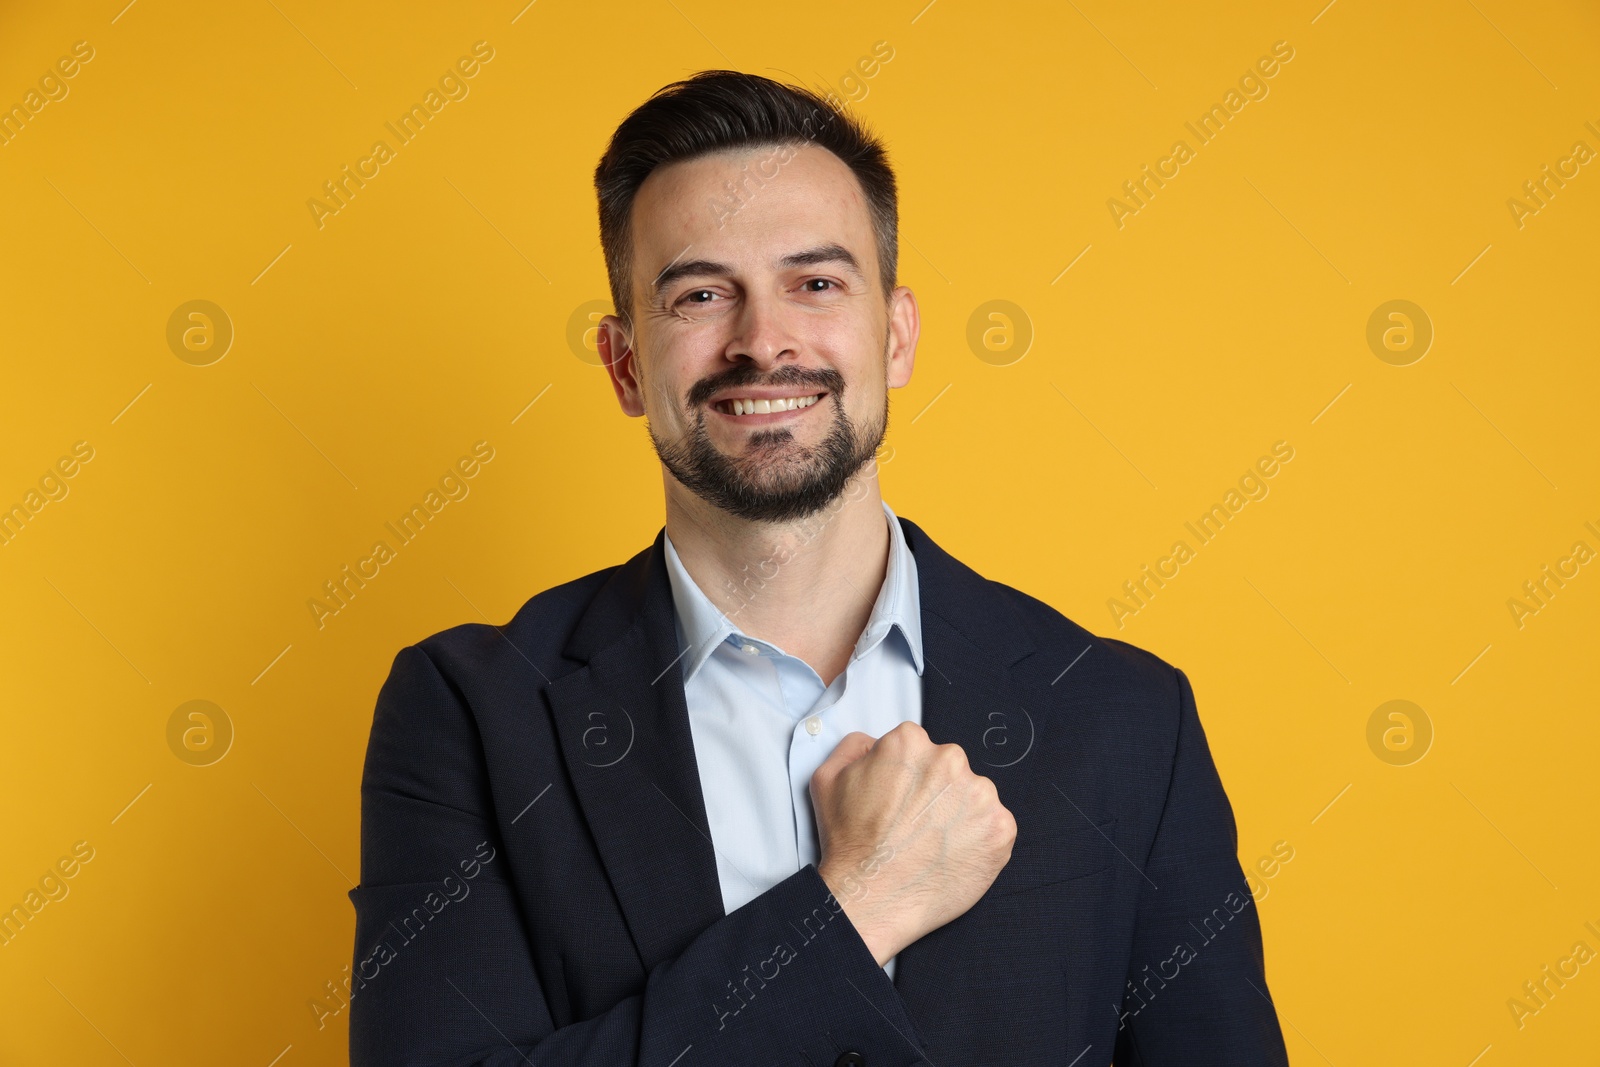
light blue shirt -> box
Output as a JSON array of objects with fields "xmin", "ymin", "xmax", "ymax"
[{"xmin": 662, "ymin": 499, "xmax": 924, "ymax": 979}]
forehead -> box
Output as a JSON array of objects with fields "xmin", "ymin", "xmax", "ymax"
[{"xmin": 629, "ymin": 143, "xmax": 877, "ymax": 285}]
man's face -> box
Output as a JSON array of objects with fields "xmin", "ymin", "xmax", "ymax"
[{"xmin": 597, "ymin": 142, "xmax": 917, "ymax": 524}]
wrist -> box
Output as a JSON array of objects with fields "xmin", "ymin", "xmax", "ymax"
[{"xmin": 819, "ymin": 861, "xmax": 899, "ymax": 967}]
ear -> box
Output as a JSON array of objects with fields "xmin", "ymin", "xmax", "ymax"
[
  {"xmin": 597, "ymin": 313, "xmax": 646, "ymax": 417},
  {"xmin": 885, "ymin": 285, "xmax": 919, "ymax": 390}
]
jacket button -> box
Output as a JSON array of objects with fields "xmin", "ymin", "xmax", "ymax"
[{"xmin": 835, "ymin": 1055, "xmax": 866, "ymax": 1067}]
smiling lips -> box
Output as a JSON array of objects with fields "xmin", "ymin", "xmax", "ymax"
[{"xmin": 714, "ymin": 393, "xmax": 825, "ymax": 417}]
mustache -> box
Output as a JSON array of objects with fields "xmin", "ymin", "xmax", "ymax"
[{"xmin": 686, "ymin": 365, "xmax": 845, "ymax": 408}]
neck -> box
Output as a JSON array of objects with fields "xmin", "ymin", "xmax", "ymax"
[{"xmin": 662, "ymin": 467, "xmax": 891, "ymax": 686}]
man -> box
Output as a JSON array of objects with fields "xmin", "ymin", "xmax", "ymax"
[{"xmin": 350, "ymin": 70, "xmax": 1289, "ymax": 1066}]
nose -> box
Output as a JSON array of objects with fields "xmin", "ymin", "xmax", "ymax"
[{"xmin": 724, "ymin": 287, "xmax": 799, "ymax": 368}]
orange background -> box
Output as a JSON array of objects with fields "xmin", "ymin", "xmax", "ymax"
[{"xmin": 2, "ymin": 0, "xmax": 1596, "ymax": 1062}]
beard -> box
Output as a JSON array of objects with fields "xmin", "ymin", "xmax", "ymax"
[{"xmin": 648, "ymin": 362, "xmax": 887, "ymax": 524}]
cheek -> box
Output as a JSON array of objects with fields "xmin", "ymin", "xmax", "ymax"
[
  {"xmin": 850, "ymin": 327, "xmax": 892, "ymax": 388},
  {"xmin": 652, "ymin": 383, "xmax": 694, "ymax": 429},
  {"xmin": 835, "ymin": 368, "xmax": 885, "ymax": 427},
  {"xmin": 645, "ymin": 358, "xmax": 708, "ymax": 429}
]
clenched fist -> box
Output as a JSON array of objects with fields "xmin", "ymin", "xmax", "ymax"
[{"xmin": 810, "ymin": 721, "xmax": 1017, "ymax": 966}]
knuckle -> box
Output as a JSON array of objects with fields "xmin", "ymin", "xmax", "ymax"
[{"xmin": 895, "ymin": 721, "xmax": 928, "ymax": 745}]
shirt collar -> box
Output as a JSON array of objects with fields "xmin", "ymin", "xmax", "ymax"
[{"xmin": 662, "ymin": 499, "xmax": 925, "ymax": 684}]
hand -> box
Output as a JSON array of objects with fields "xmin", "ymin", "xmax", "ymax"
[{"xmin": 809, "ymin": 721, "xmax": 1017, "ymax": 966}]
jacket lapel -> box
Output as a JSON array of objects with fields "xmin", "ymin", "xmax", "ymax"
[
  {"xmin": 895, "ymin": 515, "xmax": 1044, "ymax": 841},
  {"xmin": 892, "ymin": 520, "xmax": 1111, "ymax": 1055},
  {"xmin": 888, "ymin": 518, "xmax": 1045, "ymax": 999},
  {"xmin": 540, "ymin": 515, "xmax": 1048, "ymax": 986},
  {"xmin": 543, "ymin": 530, "xmax": 727, "ymax": 971}
]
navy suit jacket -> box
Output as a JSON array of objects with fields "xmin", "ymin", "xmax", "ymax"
[{"xmin": 349, "ymin": 514, "xmax": 1289, "ymax": 1065}]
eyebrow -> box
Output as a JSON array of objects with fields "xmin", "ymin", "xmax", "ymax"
[{"xmin": 650, "ymin": 243, "xmax": 867, "ymax": 302}]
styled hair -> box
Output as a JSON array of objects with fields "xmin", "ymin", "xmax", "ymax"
[{"xmin": 593, "ymin": 70, "xmax": 898, "ymax": 328}]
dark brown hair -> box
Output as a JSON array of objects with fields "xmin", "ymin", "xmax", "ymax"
[{"xmin": 593, "ymin": 70, "xmax": 898, "ymax": 328}]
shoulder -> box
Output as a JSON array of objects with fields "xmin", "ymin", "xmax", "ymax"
[
  {"xmin": 401, "ymin": 562, "xmax": 620, "ymax": 687},
  {"xmin": 978, "ymin": 579, "xmax": 1206, "ymax": 834},
  {"xmin": 898, "ymin": 510, "xmax": 1186, "ymax": 721},
  {"xmin": 982, "ymin": 574, "xmax": 1182, "ymax": 684},
  {"xmin": 983, "ymin": 576, "xmax": 1186, "ymax": 725},
  {"xmin": 360, "ymin": 564, "xmax": 624, "ymax": 803}
]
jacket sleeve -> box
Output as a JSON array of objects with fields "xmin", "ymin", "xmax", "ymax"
[
  {"xmin": 349, "ymin": 643, "xmax": 929, "ymax": 1067},
  {"xmin": 1111, "ymin": 667, "xmax": 1291, "ymax": 1066}
]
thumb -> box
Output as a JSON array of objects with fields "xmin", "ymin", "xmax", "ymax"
[{"xmin": 811, "ymin": 730, "xmax": 877, "ymax": 799}]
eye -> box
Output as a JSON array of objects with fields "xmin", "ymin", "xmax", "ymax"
[
  {"xmin": 679, "ymin": 289, "xmax": 718, "ymax": 305},
  {"xmin": 801, "ymin": 278, "xmax": 837, "ymax": 293}
]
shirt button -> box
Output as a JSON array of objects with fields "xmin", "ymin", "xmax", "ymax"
[
  {"xmin": 804, "ymin": 716, "xmax": 822, "ymax": 736},
  {"xmin": 740, "ymin": 642, "xmax": 759, "ymax": 655}
]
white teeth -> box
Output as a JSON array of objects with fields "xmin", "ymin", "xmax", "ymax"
[{"xmin": 723, "ymin": 394, "xmax": 821, "ymax": 416}]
